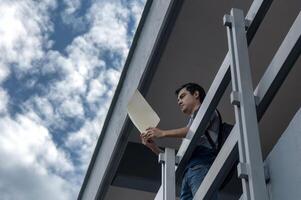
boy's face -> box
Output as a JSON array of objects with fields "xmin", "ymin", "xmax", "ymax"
[{"xmin": 177, "ymin": 88, "xmax": 200, "ymax": 115}]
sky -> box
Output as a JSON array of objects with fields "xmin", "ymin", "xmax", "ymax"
[{"xmin": 0, "ymin": 0, "xmax": 146, "ymax": 199}]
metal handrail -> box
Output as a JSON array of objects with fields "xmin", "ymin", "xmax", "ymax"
[{"xmin": 155, "ymin": 0, "xmax": 301, "ymax": 198}]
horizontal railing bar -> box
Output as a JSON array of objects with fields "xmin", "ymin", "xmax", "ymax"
[
  {"xmin": 194, "ymin": 125, "xmax": 239, "ymax": 199},
  {"xmin": 245, "ymin": 0, "xmax": 274, "ymax": 43},
  {"xmin": 255, "ymin": 11, "xmax": 301, "ymax": 119},
  {"xmin": 154, "ymin": 186, "xmax": 163, "ymax": 200}
]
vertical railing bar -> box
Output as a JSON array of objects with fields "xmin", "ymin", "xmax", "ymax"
[
  {"xmin": 225, "ymin": 13, "xmax": 251, "ymax": 199},
  {"xmin": 158, "ymin": 148, "xmax": 176, "ymax": 200},
  {"xmin": 227, "ymin": 8, "xmax": 268, "ymax": 200}
]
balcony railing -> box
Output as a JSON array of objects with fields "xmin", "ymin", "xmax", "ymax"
[{"xmin": 155, "ymin": 0, "xmax": 301, "ymax": 199}]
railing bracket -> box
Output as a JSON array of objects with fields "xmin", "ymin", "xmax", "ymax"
[
  {"xmin": 158, "ymin": 152, "xmax": 165, "ymax": 164},
  {"xmin": 175, "ymin": 156, "xmax": 181, "ymax": 166},
  {"xmin": 223, "ymin": 14, "xmax": 233, "ymax": 27},
  {"xmin": 230, "ymin": 91, "xmax": 241, "ymax": 106},
  {"xmin": 254, "ymin": 95, "xmax": 260, "ymax": 106},
  {"xmin": 237, "ymin": 162, "xmax": 249, "ymax": 180}
]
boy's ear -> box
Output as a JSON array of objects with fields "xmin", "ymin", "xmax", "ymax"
[{"xmin": 193, "ymin": 91, "xmax": 200, "ymax": 99}]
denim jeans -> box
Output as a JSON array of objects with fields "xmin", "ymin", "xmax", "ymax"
[{"xmin": 180, "ymin": 164, "xmax": 218, "ymax": 200}]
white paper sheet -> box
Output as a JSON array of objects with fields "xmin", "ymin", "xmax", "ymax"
[{"xmin": 127, "ymin": 89, "xmax": 160, "ymax": 133}]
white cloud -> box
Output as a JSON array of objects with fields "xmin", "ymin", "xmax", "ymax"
[
  {"xmin": 38, "ymin": 0, "xmax": 133, "ymax": 124},
  {"xmin": 87, "ymin": 79, "xmax": 108, "ymax": 103},
  {"xmin": 0, "ymin": 1, "xmax": 55, "ymax": 72},
  {"xmin": 87, "ymin": 2, "xmax": 130, "ymax": 58},
  {"xmin": 105, "ymin": 68, "xmax": 121, "ymax": 86},
  {"xmin": 0, "ymin": 62, "xmax": 9, "ymax": 83},
  {"xmin": 31, "ymin": 96, "xmax": 54, "ymax": 122},
  {"xmin": 0, "ymin": 0, "xmax": 146, "ymax": 199},
  {"xmin": 129, "ymin": 0, "xmax": 146, "ymax": 32},
  {"xmin": 66, "ymin": 120, "xmax": 99, "ymax": 171},
  {"xmin": 0, "ymin": 114, "xmax": 76, "ymax": 200},
  {"xmin": 0, "ymin": 161, "xmax": 76, "ymax": 200},
  {"xmin": 65, "ymin": 105, "xmax": 110, "ymax": 171},
  {"xmin": 0, "ymin": 89, "xmax": 8, "ymax": 114},
  {"xmin": 59, "ymin": 97, "xmax": 85, "ymax": 118},
  {"xmin": 0, "ymin": 115, "xmax": 73, "ymax": 173},
  {"xmin": 59, "ymin": 0, "xmax": 88, "ymax": 33}
]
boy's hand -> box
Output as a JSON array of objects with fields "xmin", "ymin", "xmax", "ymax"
[
  {"xmin": 140, "ymin": 133, "xmax": 162, "ymax": 155},
  {"xmin": 141, "ymin": 127, "xmax": 165, "ymax": 140}
]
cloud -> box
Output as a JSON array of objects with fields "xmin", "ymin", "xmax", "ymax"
[
  {"xmin": 65, "ymin": 104, "xmax": 110, "ymax": 172},
  {"xmin": 0, "ymin": 89, "xmax": 8, "ymax": 114},
  {"xmin": 0, "ymin": 62, "xmax": 10, "ymax": 83},
  {"xmin": 87, "ymin": 1, "xmax": 130, "ymax": 58},
  {"xmin": 0, "ymin": 115, "xmax": 73, "ymax": 173},
  {"xmin": 37, "ymin": 0, "xmax": 135, "ymax": 126},
  {"xmin": 32, "ymin": 97, "xmax": 54, "ymax": 118},
  {"xmin": 59, "ymin": 97, "xmax": 85, "ymax": 118},
  {"xmin": 0, "ymin": 165, "xmax": 76, "ymax": 200},
  {"xmin": 87, "ymin": 79, "xmax": 108, "ymax": 103},
  {"xmin": 0, "ymin": 0, "xmax": 146, "ymax": 199},
  {"xmin": 60, "ymin": 0, "xmax": 88, "ymax": 33},
  {"xmin": 0, "ymin": 0, "xmax": 55, "ymax": 72},
  {"xmin": 128, "ymin": 0, "xmax": 147, "ymax": 32},
  {"xmin": 0, "ymin": 114, "xmax": 76, "ymax": 200}
]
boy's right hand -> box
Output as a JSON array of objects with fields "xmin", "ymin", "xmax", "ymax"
[{"xmin": 140, "ymin": 133, "xmax": 163, "ymax": 155}]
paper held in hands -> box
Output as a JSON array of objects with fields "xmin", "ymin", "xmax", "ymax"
[{"xmin": 127, "ymin": 89, "xmax": 160, "ymax": 133}]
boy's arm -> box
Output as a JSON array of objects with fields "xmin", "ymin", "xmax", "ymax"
[{"xmin": 142, "ymin": 126, "xmax": 189, "ymax": 140}]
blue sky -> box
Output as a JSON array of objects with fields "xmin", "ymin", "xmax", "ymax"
[{"xmin": 0, "ymin": 0, "xmax": 145, "ymax": 199}]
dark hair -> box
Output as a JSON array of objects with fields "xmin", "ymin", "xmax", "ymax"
[{"xmin": 175, "ymin": 82, "xmax": 206, "ymax": 102}]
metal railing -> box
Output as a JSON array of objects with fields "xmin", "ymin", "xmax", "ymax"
[{"xmin": 154, "ymin": 0, "xmax": 301, "ymax": 198}]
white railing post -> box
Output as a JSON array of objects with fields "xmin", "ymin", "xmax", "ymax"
[
  {"xmin": 224, "ymin": 8, "xmax": 269, "ymax": 200},
  {"xmin": 157, "ymin": 148, "xmax": 176, "ymax": 200}
]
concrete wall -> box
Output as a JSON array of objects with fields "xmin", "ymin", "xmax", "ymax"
[{"xmin": 265, "ymin": 108, "xmax": 301, "ymax": 200}]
